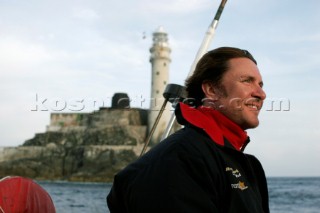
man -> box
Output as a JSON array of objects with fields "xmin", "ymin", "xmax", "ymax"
[{"xmin": 107, "ymin": 47, "xmax": 269, "ymax": 213}]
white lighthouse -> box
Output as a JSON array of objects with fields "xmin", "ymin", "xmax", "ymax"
[{"xmin": 148, "ymin": 26, "xmax": 171, "ymax": 144}]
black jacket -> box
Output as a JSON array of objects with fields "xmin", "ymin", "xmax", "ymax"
[{"xmin": 107, "ymin": 105, "xmax": 269, "ymax": 213}]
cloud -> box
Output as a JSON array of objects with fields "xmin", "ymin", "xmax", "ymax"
[
  {"xmin": 0, "ymin": 38, "xmax": 54, "ymax": 70},
  {"xmin": 0, "ymin": 0, "xmax": 319, "ymax": 177},
  {"xmin": 246, "ymin": 99, "xmax": 320, "ymax": 176},
  {"xmin": 71, "ymin": 7, "xmax": 99, "ymax": 21},
  {"xmin": 137, "ymin": 0, "xmax": 212, "ymax": 14}
]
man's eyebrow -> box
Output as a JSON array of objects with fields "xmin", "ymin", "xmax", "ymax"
[{"xmin": 240, "ymin": 75, "xmax": 254, "ymax": 81}]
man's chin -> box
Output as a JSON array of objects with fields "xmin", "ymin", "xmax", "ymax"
[{"xmin": 241, "ymin": 120, "xmax": 259, "ymax": 130}]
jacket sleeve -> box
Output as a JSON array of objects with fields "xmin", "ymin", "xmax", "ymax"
[
  {"xmin": 246, "ymin": 154, "xmax": 270, "ymax": 213},
  {"xmin": 107, "ymin": 149, "xmax": 224, "ymax": 213}
]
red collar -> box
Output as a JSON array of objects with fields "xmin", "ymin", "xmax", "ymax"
[{"xmin": 179, "ymin": 103, "xmax": 248, "ymax": 151}]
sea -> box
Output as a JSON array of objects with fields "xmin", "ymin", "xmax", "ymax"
[{"xmin": 38, "ymin": 177, "xmax": 320, "ymax": 213}]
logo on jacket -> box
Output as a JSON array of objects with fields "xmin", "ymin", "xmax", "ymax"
[
  {"xmin": 225, "ymin": 167, "xmax": 241, "ymax": 178},
  {"xmin": 231, "ymin": 181, "xmax": 248, "ymax": 191}
]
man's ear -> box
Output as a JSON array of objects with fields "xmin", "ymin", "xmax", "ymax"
[{"xmin": 201, "ymin": 81, "xmax": 219, "ymax": 101}]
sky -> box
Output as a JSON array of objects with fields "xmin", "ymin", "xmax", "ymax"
[{"xmin": 0, "ymin": 0, "xmax": 319, "ymax": 177}]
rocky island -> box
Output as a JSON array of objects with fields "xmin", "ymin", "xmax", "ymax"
[
  {"xmin": 0, "ymin": 26, "xmax": 176, "ymax": 182},
  {"xmin": 0, "ymin": 93, "xmax": 149, "ymax": 182}
]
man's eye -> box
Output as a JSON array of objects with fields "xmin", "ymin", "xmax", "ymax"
[
  {"xmin": 259, "ymin": 83, "xmax": 264, "ymax": 88},
  {"xmin": 242, "ymin": 78, "xmax": 251, "ymax": 83}
]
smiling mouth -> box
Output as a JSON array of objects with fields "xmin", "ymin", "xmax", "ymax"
[{"xmin": 246, "ymin": 104, "xmax": 260, "ymax": 110}]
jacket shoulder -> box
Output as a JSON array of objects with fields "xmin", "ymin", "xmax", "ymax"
[{"xmin": 107, "ymin": 127, "xmax": 226, "ymax": 212}]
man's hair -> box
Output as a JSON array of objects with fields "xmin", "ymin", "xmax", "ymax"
[{"xmin": 185, "ymin": 47, "xmax": 257, "ymax": 106}]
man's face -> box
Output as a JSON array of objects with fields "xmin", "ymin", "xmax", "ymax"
[{"xmin": 204, "ymin": 58, "xmax": 266, "ymax": 130}]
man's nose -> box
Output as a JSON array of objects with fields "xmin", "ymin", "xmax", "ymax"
[{"xmin": 253, "ymin": 85, "xmax": 266, "ymax": 101}]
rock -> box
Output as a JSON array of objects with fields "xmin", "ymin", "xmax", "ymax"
[{"xmin": 0, "ymin": 107, "xmax": 150, "ymax": 182}]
